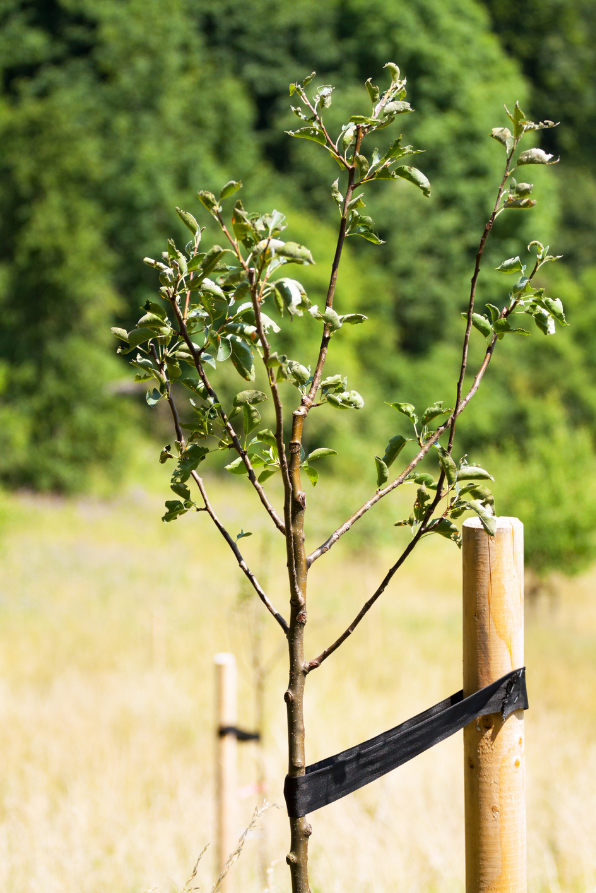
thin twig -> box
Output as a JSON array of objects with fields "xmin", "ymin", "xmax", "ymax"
[{"xmin": 307, "ymin": 338, "xmax": 498, "ymax": 566}]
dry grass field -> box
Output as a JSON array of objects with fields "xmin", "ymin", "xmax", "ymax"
[{"xmin": 0, "ymin": 451, "xmax": 595, "ymax": 892}]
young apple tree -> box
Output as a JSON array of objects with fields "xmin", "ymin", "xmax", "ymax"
[{"xmin": 112, "ymin": 63, "xmax": 564, "ymax": 893}]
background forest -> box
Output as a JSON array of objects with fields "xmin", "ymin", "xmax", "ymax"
[{"xmin": 1, "ymin": 0, "xmax": 596, "ymax": 575}]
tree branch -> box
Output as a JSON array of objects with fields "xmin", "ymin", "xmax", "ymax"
[
  {"xmin": 152, "ymin": 343, "xmax": 288, "ymax": 633},
  {"xmin": 307, "ymin": 338, "xmax": 499, "ymax": 566},
  {"xmin": 306, "ymin": 472, "xmax": 449, "ymax": 670},
  {"xmin": 167, "ymin": 296, "xmax": 286, "ymax": 534},
  {"xmin": 190, "ymin": 469, "xmax": 289, "ymax": 634},
  {"xmin": 247, "ymin": 269, "xmax": 300, "ymax": 599},
  {"xmin": 447, "ymin": 145, "xmax": 516, "ymax": 452},
  {"xmin": 304, "ymin": 128, "xmax": 364, "ymax": 406}
]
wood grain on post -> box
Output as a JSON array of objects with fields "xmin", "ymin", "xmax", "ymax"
[
  {"xmin": 214, "ymin": 652, "xmax": 237, "ymax": 892},
  {"xmin": 462, "ymin": 517, "xmax": 526, "ymax": 893}
]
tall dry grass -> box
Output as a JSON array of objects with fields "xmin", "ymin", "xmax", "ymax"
[{"xmin": 0, "ymin": 455, "xmax": 594, "ymax": 892}]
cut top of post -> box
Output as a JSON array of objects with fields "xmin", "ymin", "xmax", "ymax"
[{"xmin": 462, "ymin": 516, "xmax": 524, "ymax": 695}]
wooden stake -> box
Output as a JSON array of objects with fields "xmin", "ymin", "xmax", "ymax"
[
  {"xmin": 462, "ymin": 517, "xmax": 526, "ymax": 893},
  {"xmin": 214, "ymin": 652, "xmax": 237, "ymax": 892}
]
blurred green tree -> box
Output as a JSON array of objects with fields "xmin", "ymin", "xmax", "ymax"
[{"xmin": 1, "ymin": 0, "xmax": 595, "ymax": 575}]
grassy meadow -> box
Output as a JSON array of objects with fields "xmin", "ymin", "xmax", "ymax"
[{"xmin": 0, "ymin": 450, "xmax": 595, "ymax": 892}]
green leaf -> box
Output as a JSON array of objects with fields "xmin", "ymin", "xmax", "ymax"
[
  {"xmin": 303, "ymin": 464, "xmax": 319, "ymax": 486},
  {"xmin": 431, "ymin": 518, "xmax": 461, "ymax": 543},
  {"xmin": 233, "ymin": 390, "xmax": 268, "ymax": 406},
  {"xmin": 437, "ymin": 446, "xmax": 457, "ymax": 487},
  {"xmin": 533, "ymin": 308, "xmax": 556, "ymax": 335},
  {"xmin": 543, "ymin": 297, "xmax": 568, "ymax": 325},
  {"xmin": 225, "ymin": 456, "xmax": 249, "ymax": 475},
  {"xmin": 493, "ymin": 318, "xmax": 530, "ymax": 337},
  {"xmin": 421, "ymin": 401, "xmax": 452, "ymax": 427},
  {"xmin": 243, "ymin": 403, "xmax": 261, "ymax": 438},
  {"xmin": 198, "ymin": 246, "xmax": 226, "ymax": 280},
  {"xmin": 128, "ymin": 327, "xmax": 155, "ymax": 349},
  {"xmin": 171, "ymin": 482, "xmax": 191, "ymax": 500},
  {"xmin": 171, "ymin": 445, "xmax": 208, "ymax": 484},
  {"xmin": 162, "ymin": 500, "xmax": 187, "ymax": 523},
  {"xmin": 176, "ymin": 207, "xmax": 199, "ymax": 234},
  {"xmin": 382, "ymin": 100, "xmax": 413, "ymax": 116},
  {"xmin": 229, "ymin": 337, "xmax": 255, "ymax": 381},
  {"xmin": 197, "ymin": 190, "xmax": 220, "ymax": 214},
  {"xmin": 384, "ymin": 62, "xmax": 401, "ymax": 85},
  {"xmin": 274, "ymin": 241, "xmax": 315, "ymax": 265},
  {"xmin": 517, "ymin": 148, "xmax": 558, "ymax": 166},
  {"xmin": 490, "ymin": 126, "xmax": 514, "ymax": 151},
  {"xmin": 456, "ymin": 465, "xmax": 494, "ymax": 482},
  {"xmin": 330, "ymin": 179, "xmax": 344, "ymax": 211},
  {"xmin": 348, "ymin": 212, "xmax": 385, "ymax": 244},
  {"xmin": 467, "ymin": 500, "xmax": 497, "ymax": 536},
  {"xmin": 286, "ymin": 126, "xmax": 326, "ymax": 145},
  {"xmin": 302, "ymin": 71, "xmax": 316, "ymax": 87},
  {"xmin": 236, "ymin": 529, "xmax": 252, "ymax": 540},
  {"xmin": 146, "ymin": 388, "xmax": 162, "ymax": 406},
  {"xmin": 356, "ymin": 154, "xmax": 369, "ymax": 180},
  {"xmin": 470, "ymin": 313, "xmax": 493, "ymax": 339},
  {"xmin": 159, "ymin": 445, "xmax": 174, "ymax": 464},
  {"xmin": 321, "ymin": 374, "xmax": 344, "ymax": 390},
  {"xmin": 273, "ymin": 278, "xmax": 310, "ymax": 316},
  {"xmin": 458, "ymin": 483, "xmax": 494, "ymax": 507},
  {"xmin": 375, "ymin": 456, "xmax": 388, "ymax": 487},
  {"xmin": 389, "ymin": 402, "xmax": 418, "ymax": 425},
  {"xmin": 349, "ymin": 115, "xmax": 379, "ymax": 126},
  {"xmin": 382, "ymin": 434, "xmax": 408, "ymax": 468},
  {"xmin": 280, "ymin": 362, "xmax": 307, "ymax": 388},
  {"xmin": 257, "ymin": 429, "xmax": 279, "ymax": 452},
  {"xmin": 111, "ymin": 327, "xmax": 129, "ymax": 342},
  {"xmin": 180, "ymin": 378, "xmax": 208, "ymax": 399},
  {"xmin": 496, "ymin": 256, "xmax": 524, "ymax": 274},
  {"xmin": 507, "ymin": 101, "xmax": 527, "ymax": 139},
  {"xmin": 258, "ymin": 467, "xmax": 279, "ymax": 483},
  {"xmin": 307, "ymin": 448, "xmax": 337, "ymax": 461},
  {"xmin": 504, "ymin": 197, "xmax": 537, "ymax": 210},
  {"xmin": 340, "ymin": 313, "xmax": 368, "ymax": 326},
  {"xmin": 410, "ymin": 472, "xmax": 434, "ymax": 486},
  {"xmin": 219, "ymin": 180, "xmax": 242, "ymax": 200},
  {"xmin": 393, "ymin": 166, "xmax": 431, "ymax": 197},
  {"xmin": 327, "ymin": 390, "xmax": 364, "ymax": 410},
  {"xmin": 365, "ymin": 78, "xmax": 380, "ymax": 108},
  {"xmin": 322, "ymin": 307, "xmax": 342, "ymax": 331}
]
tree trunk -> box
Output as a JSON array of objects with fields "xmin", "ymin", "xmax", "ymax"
[{"xmin": 285, "ymin": 407, "xmax": 311, "ymax": 893}]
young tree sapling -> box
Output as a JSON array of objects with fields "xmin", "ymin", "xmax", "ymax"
[{"xmin": 112, "ymin": 63, "xmax": 564, "ymax": 892}]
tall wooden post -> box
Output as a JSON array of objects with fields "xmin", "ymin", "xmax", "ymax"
[
  {"xmin": 462, "ymin": 517, "xmax": 526, "ymax": 893},
  {"xmin": 214, "ymin": 652, "xmax": 237, "ymax": 892}
]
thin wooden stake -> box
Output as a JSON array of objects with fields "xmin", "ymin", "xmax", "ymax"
[
  {"xmin": 214, "ymin": 652, "xmax": 237, "ymax": 893},
  {"xmin": 462, "ymin": 517, "xmax": 526, "ymax": 893}
]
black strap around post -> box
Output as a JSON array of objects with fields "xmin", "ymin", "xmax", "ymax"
[
  {"xmin": 284, "ymin": 667, "xmax": 528, "ymax": 818},
  {"xmin": 218, "ymin": 725, "xmax": 261, "ymax": 742}
]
